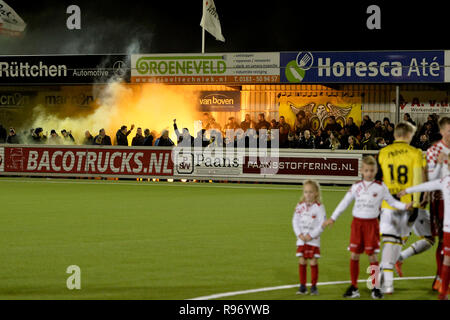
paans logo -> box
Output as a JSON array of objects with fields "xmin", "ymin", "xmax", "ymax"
[
  {"xmin": 285, "ymin": 52, "xmax": 314, "ymax": 83},
  {"xmin": 289, "ymin": 102, "xmax": 351, "ymax": 132}
]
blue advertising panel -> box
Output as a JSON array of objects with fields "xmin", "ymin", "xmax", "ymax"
[{"xmin": 280, "ymin": 51, "xmax": 444, "ymax": 83}]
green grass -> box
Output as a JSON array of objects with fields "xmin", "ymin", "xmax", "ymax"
[{"xmin": 0, "ymin": 177, "xmax": 437, "ymax": 300}]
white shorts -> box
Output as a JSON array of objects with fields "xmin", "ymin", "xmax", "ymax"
[
  {"xmin": 412, "ymin": 209, "xmax": 432, "ymax": 238},
  {"xmin": 380, "ymin": 209, "xmax": 415, "ymax": 241}
]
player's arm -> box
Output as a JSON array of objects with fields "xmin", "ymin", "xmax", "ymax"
[
  {"xmin": 323, "ymin": 189, "xmax": 355, "ymax": 228},
  {"xmin": 309, "ymin": 206, "xmax": 326, "ymax": 239},
  {"xmin": 399, "ymin": 179, "xmax": 443, "ymax": 197},
  {"xmin": 382, "ymin": 183, "xmax": 409, "ymax": 210}
]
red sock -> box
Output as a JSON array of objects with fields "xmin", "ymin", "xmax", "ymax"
[
  {"xmin": 311, "ymin": 264, "xmax": 318, "ymax": 286},
  {"xmin": 350, "ymin": 259, "xmax": 359, "ymax": 288},
  {"xmin": 299, "ymin": 264, "xmax": 307, "ymax": 286},
  {"xmin": 370, "ymin": 262, "xmax": 380, "ymax": 288},
  {"xmin": 439, "ymin": 264, "xmax": 449, "ymax": 299},
  {"xmin": 436, "ymin": 242, "xmax": 443, "ymax": 278}
]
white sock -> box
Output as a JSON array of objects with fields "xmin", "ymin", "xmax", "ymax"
[
  {"xmin": 400, "ymin": 239, "xmax": 433, "ymax": 262},
  {"xmin": 381, "ymin": 242, "xmax": 402, "ymax": 287}
]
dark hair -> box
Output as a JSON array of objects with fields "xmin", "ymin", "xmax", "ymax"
[
  {"xmin": 438, "ymin": 116, "xmax": 450, "ymax": 129},
  {"xmin": 120, "ymin": 125, "xmax": 127, "ymax": 130}
]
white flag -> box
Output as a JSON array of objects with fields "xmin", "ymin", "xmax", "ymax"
[
  {"xmin": 200, "ymin": 0, "xmax": 225, "ymax": 42},
  {"xmin": 0, "ymin": 0, "xmax": 27, "ymax": 36}
]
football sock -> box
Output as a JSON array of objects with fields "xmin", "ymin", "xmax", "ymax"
[
  {"xmin": 299, "ymin": 264, "xmax": 307, "ymax": 286},
  {"xmin": 310, "ymin": 264, "xmax": 318, "ymax": 286},
  {"xmin": 439, "ymin": 264, "xmax": 449, "ymax": 299},
  {"xmin": 436, "ymin": 242, "xmax": 443, "ymax": 278},
  {"xmin": 381, "ymin": 242, "xmax": 401, "ymax": 288},
  {"xmin": 400, "ymin": 239, "xmax": 433, "ymax": 261},
  {"xmin": 350, "ymin": 259, "xmax": 359, "ymax": 288}
]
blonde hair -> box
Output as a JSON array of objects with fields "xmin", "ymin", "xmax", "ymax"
[
  {"xmin": 300, "ymin": 180, "xmax": 322, "ymax": 203},
  {"xmin": 394, "ymin": 122, "xmax": 416, "ymax": 138},
  {"xmin": 362, "ymin": 155, "xmax": 377, "ymax": 166}
]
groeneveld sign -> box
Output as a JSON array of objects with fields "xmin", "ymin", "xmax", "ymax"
[
  {"xmin": 1, "ymin": 146, "xmax": 173, "ymax": 176},
  {"xmin": 131, "ymin": 52, "xmax": 280, "ymax": 84}
]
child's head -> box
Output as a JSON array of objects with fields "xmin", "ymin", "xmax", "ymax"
[
  {"xmin": 361, "ymin": 156, "xmax": 378, "ymax": 181},
  {"xmin": 301, "ymin": 180, "xmax": 321, "ymax": 204}
]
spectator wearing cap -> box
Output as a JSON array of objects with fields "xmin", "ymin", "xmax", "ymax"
[
  {"xmin": 361, "ymin": 131, "xmax": 378, "ymax": 150},
  {"xmin": 94, "ymin": 128, "xmax": 112, "ymax": 145},
  {"xmin": 132, "ymin": 127, "xmax": 145, "ymax": 146},
  {"xmin": 116, "ymin": 124, "xmax": 134, "ymax": 146},
  {"xmin": 143, "ymin": 129, "xmax": 154, "ymax": 146},
  {"xmin": 61, "ymin": 129, "xmax": 75, "ymax": 143},
  {"xmin": 48, "ymin": 130, "xmax": 62, "ymax": 144},
  {"xmin": 32, "ymin": 128, "xmax": 47, "ymax": 144}
]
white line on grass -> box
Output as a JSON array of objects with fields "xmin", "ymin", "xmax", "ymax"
[
  {"xmin": 0, "ymin": 178, "xmax": 349, "ymax": 192},
  {"xmin": 188, "ymin": 276, "xmax": 435, "ymax": 300}
]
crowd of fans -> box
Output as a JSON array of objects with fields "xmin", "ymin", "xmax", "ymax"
[{"xmin": 0, "ymin": 112, "xmax": 443, "ymax": 151}]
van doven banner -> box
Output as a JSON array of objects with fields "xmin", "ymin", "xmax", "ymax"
[
  {"xmin": 198, "ymin": 91, "xmax": 240, "ymax": 112},
  {"xmin": 280, "ymin": 51, "xmax": 445, "ymax": 83}
]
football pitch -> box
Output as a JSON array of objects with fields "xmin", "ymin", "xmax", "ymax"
[{"xmin": 0, "ymin": 177, "xmax": 438, "ymax": 300}]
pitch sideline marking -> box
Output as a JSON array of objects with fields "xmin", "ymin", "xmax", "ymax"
[
  {"xmin": 0, "ymin": 178, "xmax": 349, "ymax": 192},
  {"xmin": 188, "ymin": 276, "xmax": 435, "ymax": 300}
]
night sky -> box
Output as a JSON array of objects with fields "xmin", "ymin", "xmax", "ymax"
[{"xmin": 1, "ymin": 1, "xmax": 448, "ymax": 54}]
